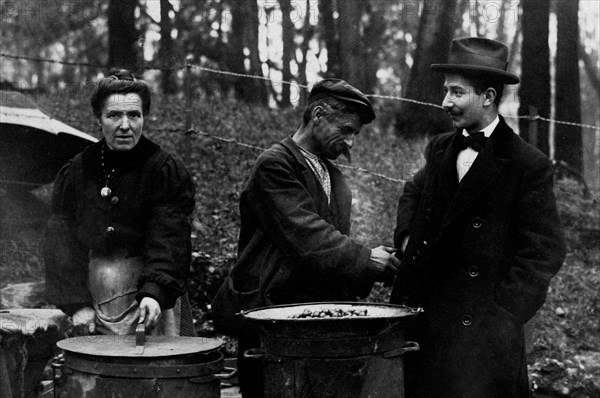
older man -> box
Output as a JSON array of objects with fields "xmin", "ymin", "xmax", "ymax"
[
  {"xmin": 391, "ymin": 37, "xmax": 566, "ymax": 398},
  {"xmin": 212, "ymin": 78, "xmax": 399, "ymax": 397}
]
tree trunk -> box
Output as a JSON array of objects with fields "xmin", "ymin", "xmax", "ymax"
[
  {"xmin": 108, "ymin": 0, "xmax": 141, "ymax": 73},
  {"xmin": 395, "ymin": 0, "xmax": 457, "ymax": 139},
  {"xmin": 33, "ymin": 45, "xmax": 46, "ymax": 90},
  {"xmin": 337, "ymin": 0, "xmax": 367, "ymax": 91},
  {"xmin": 63, "ymin": 43, "xmax": 75, "ymax": 88},
  {"xmin": 228, "ymin": 0, "xmax": 267, "ymax": 104},
  {"xmin": 554, "ymin": 0, "xmax": 582, "ymax": 172},
  {"xmin": 362, "ymin": 0, "xmax": 387, "ymax": 94},
  {"xmin": 318, "ymin": 0, "xmax": 340, "ymax": 77},
  {"xmin": 495, "ymin": 0, "xmax": 508, "ymax": 43},
  {"xmin": 518, "ymin": 0, "xmax": 551, "ymax": 155},
  {"xmin": 472, "ymin": 0, "xmax": 481, "ymax": 36},
  {"xmin": 280, "ymin": 0, "xmax": 295, "ymax": 107},
  {"xmin": 229, "ymin": 1, "xmax": 246, "ymax": 99},
  {"xmin": 159, "ymin": 0, "xmax": 177, "ymax": 94},
  {"xmin": 297, "ymin": 0, "xmax": 312, "ymax": 105},
  {"xmin": 579, "ymin": 42, "xmax": 600, "ymax": 99},
  {"xmin": 507, "ymin": 23, "xmax": 521, "ymax": 73},
  {"xmin": 246, "ymin": 0, "xmax": 268, "ymax": 105}
]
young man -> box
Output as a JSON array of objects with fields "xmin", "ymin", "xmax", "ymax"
[
  {"xmin": 212, "ymin": 78, "xmax": 400, "ymax": 397},
  {"xmin": 391, "ymin": 37, "xmax": 566, "ymax": 398}
]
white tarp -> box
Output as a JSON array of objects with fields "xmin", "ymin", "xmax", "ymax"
[{"xmin": 0, "ymin": 105, "xmax": 97, "ymax": 142}]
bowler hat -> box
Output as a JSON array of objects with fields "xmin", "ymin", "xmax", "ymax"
[
  {"xmin": 308, "ymin": 78, "xmax": 375, "ymax": 123},
  {"xmin": 431, "ymin": 37, "xmax": 519, "ymax": 84}
]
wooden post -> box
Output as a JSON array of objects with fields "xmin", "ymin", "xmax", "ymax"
[
  {"xmin": 182, "ymin": 55, "xmax": 194, "ymax": 165},
  {"xmin": 528, "ymin": 105, "xmax": 538, "ymax": 149}
]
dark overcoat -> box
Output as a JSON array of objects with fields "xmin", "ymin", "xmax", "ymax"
[{"xmin": 391, "ymin": 117, "xmax": 566, "ymax": 398}]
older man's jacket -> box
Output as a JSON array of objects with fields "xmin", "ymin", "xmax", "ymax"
[
  {"xmin": 212, "ymin": 136, "xmax": 374, "ymax": 337},
  {"xmin": 391, "ymin": 117, "xmax": 566, "ymax": 398}
]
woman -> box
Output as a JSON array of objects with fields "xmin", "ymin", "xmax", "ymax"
[{"xmin": 44, "ymin": 69, "xmax": 196, "ymax": 336}]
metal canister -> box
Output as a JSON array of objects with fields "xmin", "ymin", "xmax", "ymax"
[
  {"xmin": 242, "ymin": 302, "xmax": 422, "ymax": 398},
  {"xmin": 55, "ymin": 333, "xmax": 235, "ymax": 398}
]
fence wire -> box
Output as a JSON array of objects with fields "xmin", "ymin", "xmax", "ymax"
[
  {"xmin": 1, "ymin": 52, "xmax": 597, "ymax": 185},
  {"xmin": 2, "ymin": 52, "xmax": 598, "ymax": 130}
]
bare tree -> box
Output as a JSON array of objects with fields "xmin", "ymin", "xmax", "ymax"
[
  {"xmin": 579, "ymin": 43, "xmax": 600, "ymax": 99},
  {"xmin": 495, "ymin": 0, "xmax": 509, "ymax": 43},
  {"xmin": 554, "ymin": 0, "xmax": 582, "ymax": 172},
  {"xmin": 108, "ymin": 0, "xmax": 141, "ymax": 72},
  {"xmin": 518, "ymin": 0, "xmax": 551, "ymax": 155},
  {"xmin": 159, "ymin": 0, "xmax": 177, "ymax": 94},
  {"xmin": 395, "ymin": 0, "xmax": 457, "ymax": 138},
  {"xmin": 318, "ymin": 0, "xmax": 341, "ymax": 77},
  {"xmin": 227, "ymin": 0, "xmax": 267, "ymax": 104},
  {"xmin": 337, "ymin": 0, "xmax": 368, "ymax": 90},
  {"xmin": 280, "ymin": 0, "xmax": 295, "ymax": 107},
  {"xmin": 297, "ymin": 0, "xmax": 313, "ymax": 105},
  {"xmin": 246, "ymin": 0, "xmax": 268, "ymax": 105},
  {"xmin": 362, "ymin": 1, "xmax": 387, "ymax": 94}
]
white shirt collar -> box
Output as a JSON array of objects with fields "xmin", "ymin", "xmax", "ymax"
[{"xmin": 462, "ymin": 115, "xmax": 499, "ymax": 137}]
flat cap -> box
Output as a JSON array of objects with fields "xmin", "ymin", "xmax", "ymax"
[{"xmin": 308, "ymin": 78, "xmax": 375, "ymax": 123}]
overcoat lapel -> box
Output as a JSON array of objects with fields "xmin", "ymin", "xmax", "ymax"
[
  {"xmin": 440, "ymin": 122, "xmax": 510, "ymax": 230},
  {"xmin": 434, "ymin": 133, "xmax": 462, "ymax": 203}
]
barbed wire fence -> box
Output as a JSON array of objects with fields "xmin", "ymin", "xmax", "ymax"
[{"xmin": 1, "ymin": 52, "xmax": 599, "ymax": 187}]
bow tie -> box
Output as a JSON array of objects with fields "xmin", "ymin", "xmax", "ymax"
[{"xmin": 459, "ymin": 132, "xmax": 487, "ymax": 152}]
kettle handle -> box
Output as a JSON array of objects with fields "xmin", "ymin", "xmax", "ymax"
[
  {"xmin": 214, "ymin": 366, "xmax": 238, "ymax": 380},
  {"xmin": 382, "ymin": 341, "xmax": 420, "ymax": 358},
  {"xmin": 243, "ymin": 347, "xmax": 267, "ymax": 359},
  {"xmin": 135, "ymin": 323, "xmax": 146, "ymax": 354}
]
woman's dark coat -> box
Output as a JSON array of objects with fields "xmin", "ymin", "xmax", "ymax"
[
  {"xmin": 391, "ymin": 117, "xmax": 566, "ymax": 398},
  {"xmin": 44, "ymin": 137, "xmax": 195, "ymax": 315}
]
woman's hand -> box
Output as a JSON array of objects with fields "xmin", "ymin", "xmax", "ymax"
[
  {"xmin": 72, "ymin": 306, "xmax": 97, "ymax": 335},
  {"xmin": 139, "ymin": 297, "xmax": 162, "ymax": 330}
]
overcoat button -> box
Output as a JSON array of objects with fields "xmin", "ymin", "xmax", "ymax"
[
  {"xmin": 422, "ymin": 240, "xmax": 428, "ymax": 246},
  {"xmin": 106, "ymin": 226, "xmax": 115, "ymax": 234},
  {"xmin": 111, "ymin": 196, "xmax": 119, "ymax": 205},
  {"xmin": 468, "ymin": 266, "xmax": 479, "ymax": 277},
  {"xmin": 412, "ymin": 255, "xmax": 418, "ymax": 261},
  {"xmin": 472, "ymin": 217, "xmax": 484, "ymax": 228},
  {"xmin": 424, "ymin": 208, "xmax": 432, "ymax": 219},
  {"xmin": 462, "ymin": 315, "xmax": 473, "ymax": 326}
]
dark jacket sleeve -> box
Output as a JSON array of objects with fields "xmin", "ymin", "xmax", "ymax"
[
  {"xmin": 494, "ymin": 156, "xmax": 566, "ymax": 323},
  {"xmin": 44, "ymin": 160, "xmax": 92, "ymax": 315},
  {"xmin": 245, "ymin": 154, "xmax": 373, "ymax": 288},
  {"xmin": 394, "ymin": 139, "xmax": 434, "ymax": 252},
  {"xmin": 136, "ymin": 155, "xmax": 196, "ymax": 310}
]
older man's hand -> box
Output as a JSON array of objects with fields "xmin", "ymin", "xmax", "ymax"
[
  {"xmin": 368, "ymin": 246, "xmax": 400, "ymax": 281},
  {"xmin": 139, "ymin": 297, "xmax": 162, "ymax": 330}
]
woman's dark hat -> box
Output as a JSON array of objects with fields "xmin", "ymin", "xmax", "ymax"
[
  {"xmin": 308, "ymin": 78, "xmax": 376, "ymax": 123},
  {"xmin": 431, "ymin": 37, "xmax": 519, "ymax": 84}
]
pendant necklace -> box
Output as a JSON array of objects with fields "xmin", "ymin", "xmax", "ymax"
[{"xmin": 100, "ymin": 145, "xmax": 116, "ymax": 198}]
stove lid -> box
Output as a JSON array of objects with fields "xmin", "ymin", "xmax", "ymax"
[{"xmin": 57, "ymin": 335, "xmax": 223, "ymax": 358}]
